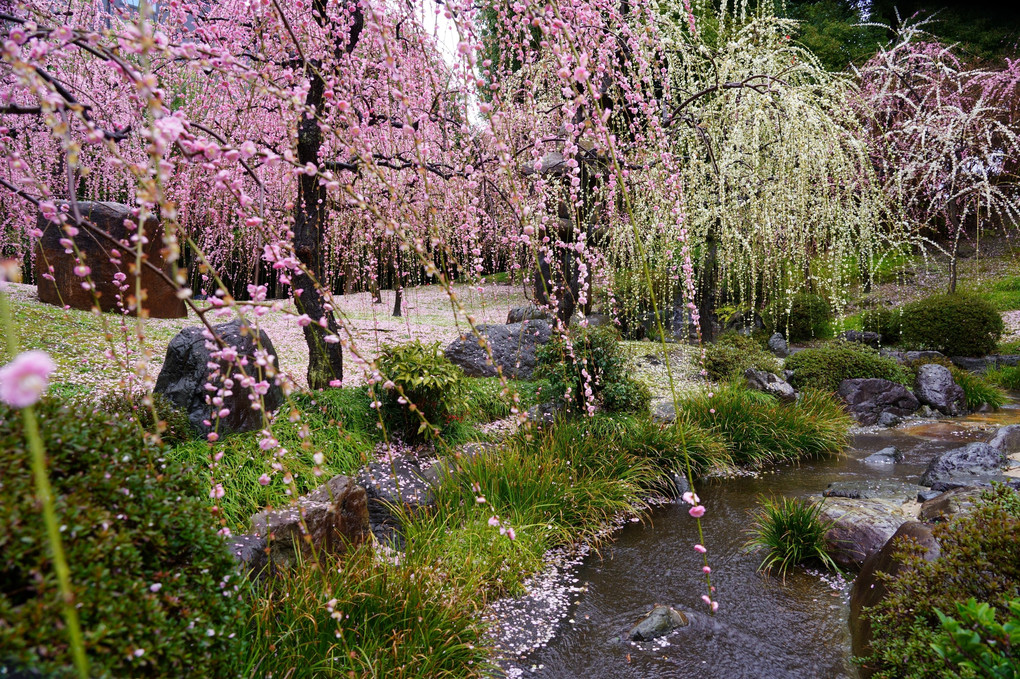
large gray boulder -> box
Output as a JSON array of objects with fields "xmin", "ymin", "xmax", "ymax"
[
  {"xmin": 914, "ymin": 364, "xmax": 966, "ymax": 416},
  {"xmin": 837, "ymin": 378, "xmax": 920, "ymax": 426},
  {"xmin": 817, "ymin": 498, "xmax": 910, "ymax": 569},
  {"xmin": 744, "ymin": 368, "xmax": 796, "ymax": 403},
  {"xmin": 919, "ymin": 442, "xmax": 1007, "ymax": 488},
  {"xmin": 356, "ymin": 458, "xmax": 436, "ymax": 544},
  {"xmin": 155, "ymin": 319, "xmax": 284, "ymax": 435},
  {"xmin": 445, "ymin": 321, "xmax": 552, "ymax": 379},
  {"xmin": 849, "ymin": 522, "xmax": 940, "ymax": 673},
  {"xmin": 250, "ymin": 476, "xmax": 369, "ymax": 569},
  {"xmin": 628, "ymin": 605, "xmax": 689, "ymax": 641},
  {"xmin": 507, "ymin": 305, "xmax": 552, "ymax": 324},
  {"xmin": 988, "ymin": 424, "xmax": 1020, "ymax": 454},
  {"xmin": 767, "ymin": 332, "xmax": 789, "ymax": 358}
]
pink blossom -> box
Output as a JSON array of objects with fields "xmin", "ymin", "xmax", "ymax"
[
  {"xmin": 689, "ymin": 505, "xmax": 706, "ymax": 518},
  {"xmin": 0, "ymin": 351, "xmax": 55, "ymax": 408},
  {"xmin": 694, "ymin": 544, "xmax": 707, "ymax": 554}
]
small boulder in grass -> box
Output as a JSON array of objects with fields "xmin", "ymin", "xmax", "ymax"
[
  {"xmin": 155, "ymin": 319, "xmax": 284, "ymax": 435},
  {"xmin": 914, "ymin": 364, "xmax": 966, "ymax": 416},
  {"xmin": 744, "ymin": 368, "xmax": 796, "ymax": 403}
]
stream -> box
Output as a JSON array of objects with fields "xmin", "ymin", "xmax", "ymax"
[{"xmin": 518, "ymin": 404, "xmax": 1020, "ymax": 679}]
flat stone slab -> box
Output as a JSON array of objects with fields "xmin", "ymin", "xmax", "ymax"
[
  {"xmin": 823, "ymin": 480, "xmax": 926, "ymax": 502},
  {"xmin": 818, "ymin": 498, "xmax": 910, "ymax": 569}
]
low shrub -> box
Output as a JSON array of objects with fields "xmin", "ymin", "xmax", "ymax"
[
  {"xmin": 744, "ymin": 496, "xmax": 838, "ymax": 580},
  {"xmin": 0, "ymin": 399, "xmax": 244, "ymax": 677},
  {"xmin": 785, "ymin": 341, "xmax": 911, "ymax": 392},
  {"xmin": 931, "ymin": 597, "xmax": 1020, "ymax": 678},
  {"xmin": 234, "ymin": 549, "xmax": 490, "ymax": 678},
  {"xmin": 703, "ymin": 332, "xmax": 781, "ymax": 381},
  {"xmin": 900, "ymin": 293, "xmax": 1004, "ymax": 357},
  {"xmin": 97, "ymin": 389, "xmax": 193, "ymax": 444},
  {"xmin": 536, "ymin": 325, "xmax": 628, "ymax": 412},
  {"xmin": 986, "ymin": 365, "xmax": 1020, "ymax": 391},
  {"xmin": 169, "ymin": 388, "xmax": 375, "ymax": 530},
  {"xmin": 765, "ymin": 292, "xmax": 834, "ymax": 343},
  {"xmin": 601, "ymin": 377, "xmax": 652, "ymax": 414},
  {"xmin": 861, "ymin": 307, "xmax": 904, "ymax": 344},
  {"xmin": 677, "ymin": 385, "xmax": 852, "ymax": 467},
  {"xmin": 376, "ymin": 340, "xmax": 465, "ymax": 441},
  {"xmin": 864, "ymin": 486, "xmax": 1020, "ymax": 679}
]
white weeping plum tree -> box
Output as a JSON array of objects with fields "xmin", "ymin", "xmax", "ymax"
[{"xmin": 606, "ymin": 0, "xmax": 895, "ymax": 339}]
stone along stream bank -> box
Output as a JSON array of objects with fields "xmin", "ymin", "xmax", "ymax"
[{"xmin": 499, "ymin": 406, "xmax": 1020, "ymax": 679}]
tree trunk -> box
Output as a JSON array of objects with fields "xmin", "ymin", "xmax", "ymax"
[
  {"xmin": 697, "ymin": 228, "xmax": 719, "ymax": 343},
  {"xmin": 289, "ymin": 1, "xmax": 363, "ymax": 390},
  {"xmin": 392, "ymin": 282, "xmax": 402, "ymax": 317},
  {"xmin": 948, "ymin": 200, "xmax": 961, "ymax": 294}
]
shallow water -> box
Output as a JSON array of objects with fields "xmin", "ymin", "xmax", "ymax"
[{"xmin": 523, "ymin": 405, "xmax": 1020, "ymax": 679}]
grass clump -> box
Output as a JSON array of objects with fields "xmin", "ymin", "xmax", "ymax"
[
  {"xmin": 745, "ymin": 495, "xmax": 838, "ymax": 580},
  {"xmin": 169, "ymin": 388, "xmax": 377, "ymax": 530},
  {"xmin": 952, "ymin": 369, "xmax": 1007, "ymax": 411},
  {"xmin": 460, "ymin": 376, "xmax": 547, "ymax": 421},
  {"xmin": 986, "ymin": 365, "xmax": 1020, "ymax": 391},
  {"xmin": 234, "ymin": 549, "xmax": 490, "ymax": 678},
  {"xmin": 676, "ymin": 385, "xmax": 851, "ymax": 467},
  {"xmin": 900, "ymin": 293, "xmax": 1004, "ymax": 357},
  {"xmin": 0, "ymin": 399, "xmax": 244, "ymax": 677},
  {"xmin": 703, "ymin": 332, "xmax": 781, "ymax": 381},
  {"xmin": 402, "ymin": 416, "xmax": 662, "ymax": 604},
  {"xmin": 785, "ymin": 340, "xmax": 911, "ymax": 392},
  {"xmin": 864, "ymin": 486, "xmax": 1020, "ymax": 679},
  {"xmin": 764, "ymin": 292, "xmax": 834, "ymax": 343}
]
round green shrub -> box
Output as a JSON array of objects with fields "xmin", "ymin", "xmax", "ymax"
[
  {"xmin": 97, "ymin": 390, "xmax": 194, "ymax": 444},
  {"xmin": 703, "ymin": 332, "xmax": 781, "ymax": 381},
  {"xmin": 861, "ymin": 307, "xmax": 904, "ymax": 343},
  {"xmin": 865, "ymin": 486, "xmax": 1020, "ymax": 678},
  {"xmin": 765, "ymin": 292, "xmax": 834, "ymax": 343},
  {"xmin": 900, "ymin": 293, "xmax": 1004, "ymax": 357},
  {"xmin": 785, "ymin": 341, "xmax": 911, "ymax": 392},
  {"xmin": 376, "ymin": 341, "xmax": 465, "ymax": 442},
  {"xmin": 536, "ymin": 325, "xmax": 628, "ymax": 412},
  {"xmin": 601, "ymin": 377, "xmax": 652, "ymax": 414},
  {"xmin": 0, "ymin": 399, "xmax": 243, "ymax": 677}
]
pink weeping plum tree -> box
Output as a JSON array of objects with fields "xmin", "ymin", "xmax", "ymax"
[{"xmin": 857, "ymin": 22, "xmax": 1020, "ymax": 292}]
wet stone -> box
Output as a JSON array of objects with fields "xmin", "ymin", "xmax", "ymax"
[
  {"xmin": 823, "ymin": 479, "xmax": 924, "ymax": 502},
  {"xmin": 919, "ymin": 442, "xmax": 1007, "ymax": 487},
  {"xmin": 628, "ymin": 605, "xmax": 689, "ymax": 641},
  {"xmin": 861, "ymin": 447, "xmax": 903, "ymax": 465}
]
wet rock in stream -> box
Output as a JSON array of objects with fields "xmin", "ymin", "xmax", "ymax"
[
  {"xmin": 823, "ymin": 479, "xmax": 925, "ymax": 502},
  {"xmin": 628, "ymin": 605, "xmax": 689, "ymax": 641},
  {"xmin": 860, "ymin": 446, "xmax": 903, "ymax": 465},
  {"xmin": 919, "ymin": 442, "xmax": 1007, "ymax": 488},
  {"xmin": 817, "ymin": 498, "xmax": 910, "ymax": 569}
]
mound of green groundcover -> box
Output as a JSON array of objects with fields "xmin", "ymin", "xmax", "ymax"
[{"xmin": 0, "ymin": 399, "xmax": 244, "ymax": 678}]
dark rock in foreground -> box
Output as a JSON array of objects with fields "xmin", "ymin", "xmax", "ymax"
[
  {"xmin": 918, "ymin": 486, "xmax": 985, "ymax": 523},
  {"xmin": 155, "ymin": 319, "xmax": 284, "ymax": 435},
  {"xmin": 445, "ymin": 321, "xmax": 552, "ymax": 379}
]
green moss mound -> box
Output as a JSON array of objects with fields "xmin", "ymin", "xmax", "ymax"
[
  {"xmin": 0, "ymin": 399, "xmax": 243, "ymax": 678},
  {"xmin": 703, "ymin": 332, "xmax": 781, "ymax": 381},
  {"xmin": 785, "ymin": 341, "xmax": 910, "ymax": 392},
  {"xmin": 765, "ymin": 292, "xmax": 834, "ymax": 343},
  {"xmin": 900, "ymin": 293, "xmax": 1004, "ymax": 357}
]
